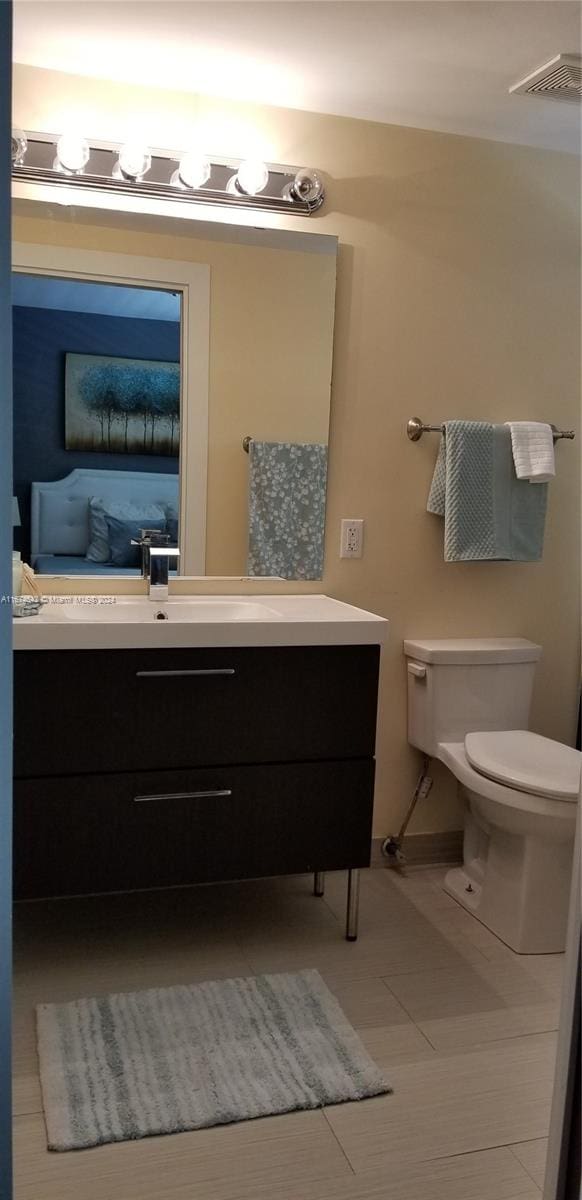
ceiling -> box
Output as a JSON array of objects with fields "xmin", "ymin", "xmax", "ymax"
[
  {"xmin": 13, "ymin": 1, "xmax": 582, "ymax": 153},
  {"xmin": 12, "ymin": 274, "xmax": 180, "ymax": 321}
]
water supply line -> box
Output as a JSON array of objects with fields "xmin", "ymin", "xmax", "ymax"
[{"xmin": 381, "ymin": 756, "xmax": 433, "ymax": 867}]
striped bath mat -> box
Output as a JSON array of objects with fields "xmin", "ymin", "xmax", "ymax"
[{"xmin": 37, "ymin": 968, "xmax": 391, "ymax": 1150}]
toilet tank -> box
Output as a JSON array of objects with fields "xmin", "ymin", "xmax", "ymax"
[{"xmin": 404, "ymin": 638, "xmax": 542, "ymax": 757}]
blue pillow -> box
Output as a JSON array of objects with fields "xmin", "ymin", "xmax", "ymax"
[
  {"xmin": 105, "ymin": 514, "xmax": 167, "ymax": 568},
  {"xmin": 86, "ymin": 498, "xmax": 168, "ymax": 563},
  {"xmin": 86, "ymin": 497, "xmax": 110, "ymax": 563}
]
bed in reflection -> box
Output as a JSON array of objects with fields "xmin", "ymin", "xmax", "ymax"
[{"xmin": 30, "ymin": 468, "xmax": 179, "ymax": 576}]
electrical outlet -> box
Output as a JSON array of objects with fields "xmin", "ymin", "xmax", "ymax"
[{"xmin": 340, "ymin": 519, "xmax": 364, "ymax": 558}]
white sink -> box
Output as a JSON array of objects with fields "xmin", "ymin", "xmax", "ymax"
[
  {"xmin": 13, "ymin": 594, "xmax": 388, "ymax": 650},
  {"xmin": 56, "ymin": 598, "xmax": 281, "ymax": 623}
]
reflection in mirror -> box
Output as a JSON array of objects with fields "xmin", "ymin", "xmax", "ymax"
[
  {"xmin": 12, "ymin": 274, "xmax": 181, "ymax": 579},
  {"xmin": 12, "ymin": 207, "xmax": 337, "ymax": 580}
]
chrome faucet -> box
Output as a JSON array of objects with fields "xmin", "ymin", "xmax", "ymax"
[{"xmin": 132, "ymin": 531, "xmax": 180, "ymax": 603}]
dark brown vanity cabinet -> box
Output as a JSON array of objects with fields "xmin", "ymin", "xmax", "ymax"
[{"xmin": 13, "ymin": 644, "xmax": 381, "ymax": 903}]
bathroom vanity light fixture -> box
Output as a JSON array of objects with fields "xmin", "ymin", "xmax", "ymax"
[
  {"xmin": 54, "ymin": 133, "xmax": 90, "ymax": 175},
  {"xmin": 282, "ymin": 168, "xmax": 325, "ymax": 206},
  {"xmin": 11, "ymin": 129, "xmax": 27, "ymax": 165},
  {"xmin": 228, "ymin": 159, "xmax": 270, "ymax": 196},
  {"xmin": 12, "ymin": 131, "xmax": 326, "ymax": 216},
  {"xmin": 170, "ymin": 151, "xmax": 211, "ymax": 190},
  {"xmin": 113, "ymin": 143, "xmax": 152, "ymax": 182}
]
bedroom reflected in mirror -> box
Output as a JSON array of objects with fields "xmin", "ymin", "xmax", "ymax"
[
  {"xmin": 13, "ymin": 207, "xmax": 337, "ymax": 580},
  {"xmin": 12, "ymin": 273, "xmax": 181, "ymax": 579}
]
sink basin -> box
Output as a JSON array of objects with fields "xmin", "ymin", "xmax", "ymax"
[
  {"xmin": 57, "ymin": 598, "xmax": 282, "ymax": 623},
  {"xmin": 13, "ymin": 593, "xmax": 388, "ymax": 651}
]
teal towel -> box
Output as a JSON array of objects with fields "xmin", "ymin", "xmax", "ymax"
[{"xmin": 427, "ymin": 420, "xmax": 548, "ymax": 562}]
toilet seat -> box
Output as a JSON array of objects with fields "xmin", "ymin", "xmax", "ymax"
[
  {"xmin": 439, "ymin": 741, "xmax": 577, "ymax": 822},
  {"xmin": 465, "ymin": 730, "xmax": 581, "ymax": 802}
]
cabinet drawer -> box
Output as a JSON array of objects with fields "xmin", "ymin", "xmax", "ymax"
[
  {"xmin": 14, "ymin": 645, "xmax": 380, "ymax": 777},
  {"xmin": 14, "ymin": 759, "xmax": 375, "ymax": 900}
]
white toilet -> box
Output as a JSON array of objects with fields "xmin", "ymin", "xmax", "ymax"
[{"xmin": 404, "ymin": 638, "xmax": 580, "ymax": 954}]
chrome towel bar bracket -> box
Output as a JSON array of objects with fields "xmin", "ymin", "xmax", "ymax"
[{"xmin": 407, "ymin": 416, "xmax": 575, "ymax": 442}]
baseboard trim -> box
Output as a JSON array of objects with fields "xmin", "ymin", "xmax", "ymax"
[{"xmin": 371, "ymin": 830, "xmax": 463, "ymax": 869}]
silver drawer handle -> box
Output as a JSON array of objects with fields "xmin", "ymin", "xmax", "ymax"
[
  {"xmin": 133, "ymin": 789, "xmax": 233, "ymax": 803},
  {"xmin": 136, "ymin": 669, "xmax": 235, "ymax": 678}
]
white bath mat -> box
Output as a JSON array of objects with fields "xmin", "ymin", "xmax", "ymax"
[{"xmin": 36, "ymin": 968, "xmax": 391, "ymax": 1150}]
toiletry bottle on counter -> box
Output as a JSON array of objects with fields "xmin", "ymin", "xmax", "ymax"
[{"xmin": 12, "ymin": 551, "xmax": 22, "ymax": 598}]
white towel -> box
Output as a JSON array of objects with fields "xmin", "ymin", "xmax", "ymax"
[{"xmin": 505, "ymin": 421, "xmax": 555, "ymax": 483}]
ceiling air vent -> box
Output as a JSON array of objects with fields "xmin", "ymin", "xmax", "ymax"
[{"xmin": 510, "ymin": 53, "xmax": 582, "ymax": 103}]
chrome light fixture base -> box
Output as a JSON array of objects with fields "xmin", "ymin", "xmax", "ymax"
[{"xmin": 12, "ymin": 133, "xmax": 326, "ymax": 217}]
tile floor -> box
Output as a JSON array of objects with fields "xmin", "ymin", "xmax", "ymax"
[{"xmin": 13, "ymin": 866, "xmax": 562, "ymax": 1199}]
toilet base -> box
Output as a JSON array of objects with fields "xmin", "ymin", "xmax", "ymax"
[
  {"xmin": 443, "ymin": 866, "xmax": 483, "ymax": 915},
  {"xmin": 444, "ymin": 795, "xmax": 574, "ymax": 955}
]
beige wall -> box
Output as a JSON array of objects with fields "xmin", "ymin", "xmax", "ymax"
[
  {"xmin": 12, "ymin": 210, "xmax": 335, "ymax": 576},
  {"xmin": 13, "ymin": 65, "xmax": 581, "ymax": 837}
]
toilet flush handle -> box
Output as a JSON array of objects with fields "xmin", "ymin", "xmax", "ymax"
[{"xmin": 407, "ymin": 662, "xmax": 427, "ymax": 680}]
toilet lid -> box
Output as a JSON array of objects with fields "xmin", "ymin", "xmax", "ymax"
[{"xmin": 465, "ymin": 731, "xmax": 582, "ymax": 801}]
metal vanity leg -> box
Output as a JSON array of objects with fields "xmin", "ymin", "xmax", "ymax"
[
  {"xmin": 313, "ymin": 872, "xmax": 325, "ymax": 897},
  {"xmin": 346, "ymin": 869, "xmax": 360, "ymax": 941}
]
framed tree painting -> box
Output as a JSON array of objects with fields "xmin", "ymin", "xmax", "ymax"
[{"xmin": 65, "ymin": 353, "xmax": 180, "ymax": 457}]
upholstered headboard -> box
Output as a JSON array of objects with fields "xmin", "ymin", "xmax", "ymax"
[{"xmin": 30, "ymin": 469, "xmax": 179, "ymax": 562}]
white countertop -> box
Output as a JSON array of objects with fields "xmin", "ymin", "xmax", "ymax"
[{"xmin": 13, "ymin": 594, "xmax": 388, "ymax": 651}]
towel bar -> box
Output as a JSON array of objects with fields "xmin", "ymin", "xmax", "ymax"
[
  {"xmin": 407, "ymin": 417, "xmax": 575, "ymax": 443},
  {"xmin": 242, "ymin": 436, "xmax": 253, "ymax": 453}
]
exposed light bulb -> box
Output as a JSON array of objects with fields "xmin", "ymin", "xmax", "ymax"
[
  {"xmin": 283, "ymin": 168, "xmax": 324, "ymax": 206},
  {"xmin": 55, "ymin": 133, "xmax": 90, "ymax": 174},
  {"xmin": 173, "ymin": 151, "xmax": 211, "ymax": 190},
  {"xmin": 11, "ymin": 129, "xmax": 27, "ymax": 165},
  {"xmin": 234, "ymin": 159, "xmax": 269, "ymax": 196},
  {"xmin": 115, "ymin": 144, "xmax": 152, "ymax": 181}
]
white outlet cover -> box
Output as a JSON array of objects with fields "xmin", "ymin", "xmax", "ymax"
[{"xmin": 340, "ymin": 518, "xmax": 364, "ymax": 558}]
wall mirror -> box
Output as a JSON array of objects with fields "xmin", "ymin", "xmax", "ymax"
[{"xmin": 12, "ymin": 200, "xmax": 337, "ymax": 581}]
